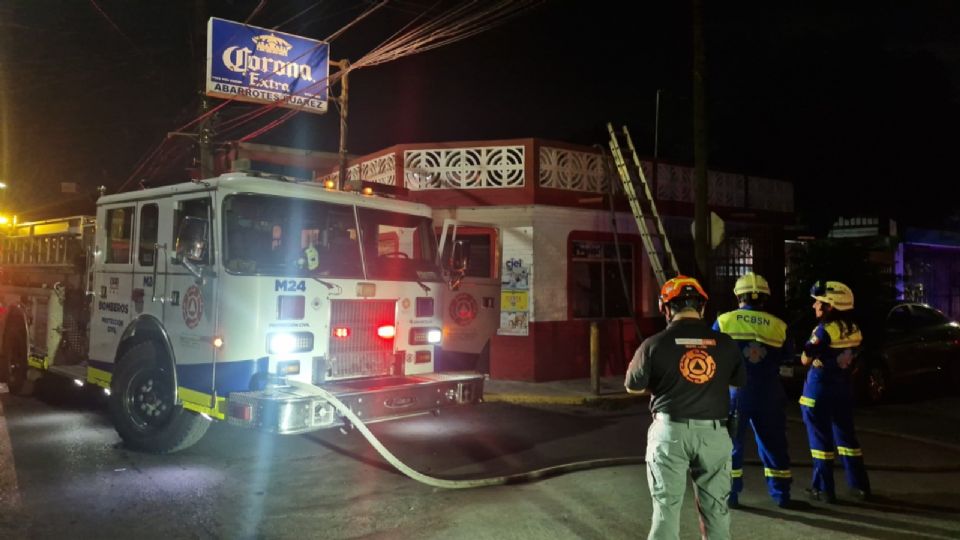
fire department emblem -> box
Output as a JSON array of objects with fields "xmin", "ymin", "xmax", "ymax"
[
  {"xmin": 743, "ymin": 342, "xmax": 767, "ymax": 364},
  {"xmin": 449, "ymin": 293, "xmax": 478, "ymax": 326},
  {"xmin": 182, "ymin": 285, "xmax": 204, "ymax": 329},
  {"xmin": 679, "ymin": 348, "xmax": 717, "ymax": 384}
]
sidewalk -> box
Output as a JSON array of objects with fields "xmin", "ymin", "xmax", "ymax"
[{"xmin": 483, "ymin": 375, "xmax": 646, "ymax": 405}]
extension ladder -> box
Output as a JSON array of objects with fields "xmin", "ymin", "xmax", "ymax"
[{"xmin": 606, "ymin": 123, "xmax": 678, "ymax": 287}]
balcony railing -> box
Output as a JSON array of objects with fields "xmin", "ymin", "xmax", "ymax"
[{"xmin": 316, "ymin": 141, "xmax": 793, "ymax": 213}]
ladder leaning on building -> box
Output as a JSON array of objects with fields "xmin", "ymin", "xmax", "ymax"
[{"xmin": 607, "ymin": 123, "xmax": 679, "ymax": 287}]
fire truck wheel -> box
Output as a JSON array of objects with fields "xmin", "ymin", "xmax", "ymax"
[
  {"xmin": 2, "ymin": 323, "xmax": 34, "ymax": 396},
  {"xmin": 109, "ymin": 342, "xmax": 211, "ymax": 454}
]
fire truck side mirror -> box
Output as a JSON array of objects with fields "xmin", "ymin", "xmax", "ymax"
[
  {"xmin": 450, "ymin": 240, "xmax": 468, "ymax": 273},
  {"xmin": 175, "ymin": 217, "xmax": 209, "ymax": 264},
  {"xmin": 445, "ymin": 240, "xmax": 468, "ymax": 290},
  {"xmin": 173, "ymin": 217, "xmax": 210, "ymax": 281}
]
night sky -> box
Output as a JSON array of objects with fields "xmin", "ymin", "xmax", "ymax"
[{"xmin": 2, "ymin": 1, "xmax": 959, "ymax": 231}]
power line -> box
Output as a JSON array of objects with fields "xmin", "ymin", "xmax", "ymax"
[
  {"xmin": 87, "ymin": 0, "xmax": 143, "ymax": 54},
  {"xmin": 124, "ymin": 1, "xmax": 543, "ymax": 188}
]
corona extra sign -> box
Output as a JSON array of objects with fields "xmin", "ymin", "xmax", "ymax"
[{"xmin": 206, "ymin": 18, "xmax": 330, "ymax": 113}]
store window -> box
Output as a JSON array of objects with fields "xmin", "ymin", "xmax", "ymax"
[
  {"xmin": 714, "ymin": 236, "xmax": 754, "ymax": 278},
  {"xmin": 570, "ymin": 239, "xmax": 634, "ymax": 318}
]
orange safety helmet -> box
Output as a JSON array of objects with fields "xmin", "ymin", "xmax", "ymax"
[{"xmin": 658, "ymin": 275, "xmax": 709, "ymax": 314}]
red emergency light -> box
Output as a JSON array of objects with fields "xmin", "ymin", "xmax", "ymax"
[
  {"xmin": 332, "ymin": 327, "xmax": 351, "ymax": 338},
  {"xmin": 377, "ymin": 325, "xmax": 396, "ymax": 339}
]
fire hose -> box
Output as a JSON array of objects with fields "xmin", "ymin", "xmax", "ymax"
[
  {"xmin": 300, "ymin": 384, "xmax": 960, "ymax": 489},
  {"xmin": 307, "ymin": 385, "xmax": 644, "ymax": 488}
]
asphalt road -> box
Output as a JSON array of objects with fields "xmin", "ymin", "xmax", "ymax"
[{"xmin": 1, "ymin": 378, "xmax": 959, "ymax": 539}]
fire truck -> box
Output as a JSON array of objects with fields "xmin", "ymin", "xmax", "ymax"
[{"xmin": 0, "ymin": 172, "xmax": 484, "ymax": 453}]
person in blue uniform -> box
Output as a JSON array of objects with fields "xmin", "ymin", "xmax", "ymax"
[
  {"xmin": 713, "ymin": 273, "xmax": 794, "ymax": 508},
  {"xmin": 626, "ymin": 275, "xmax": 745, "ymax": 540},
  {"xmin": 800, "ymin": 280, "xmax": 871, "ymax": 502}
]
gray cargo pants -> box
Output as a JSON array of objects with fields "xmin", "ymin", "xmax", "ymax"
[{"xmin": 646, "ymin": 413, "xmax": 733, "ymax": 540}]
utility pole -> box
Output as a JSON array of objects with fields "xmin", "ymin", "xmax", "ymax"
[
  {"xmin": 195, "ymin": 0, "xmax": 215, "ymax": 180},
  {"xmin": 692, "ymin": 0, "xmax": 710, "ymax": 281},
  {"xmin": 198, "ymin": 97, "xmax": 215, "ymax": 179},
  {"xmin": 330, "ymin": 59, "xmax": 350, "ymax": 189},
  {"xmin": 653, "ymin": 89, "xmax": 661, "ymax": 201}
]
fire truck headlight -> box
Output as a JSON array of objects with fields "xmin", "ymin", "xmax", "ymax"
[
  {"xmin": 269, "ymin": 333, "xmax": 297, "ymax": 354},
  {"xmin": 409, "ymin": 327, "xmax": 443, "ymax": 345},
  {"xmin": 267, "ymin": 332, "xmax": 314, "ymax": 354}
]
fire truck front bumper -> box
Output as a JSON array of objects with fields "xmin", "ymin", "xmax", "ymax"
[{"xmin": 225, "ymin": 373, "xmax": 484, "ymax": 435}]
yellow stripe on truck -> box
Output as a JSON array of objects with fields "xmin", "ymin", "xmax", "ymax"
[
  {"xmin": 179, "ymin": 387, "xmax": 226, "ymax": 420},
  {"xmin": 87, "ymin": 367, "xmax": 112, "ymax": 388}
]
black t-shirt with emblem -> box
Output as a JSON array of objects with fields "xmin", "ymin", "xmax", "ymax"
[{"xmin": 625, "ymin": 317, "xmax": 745, "ymax": 419}]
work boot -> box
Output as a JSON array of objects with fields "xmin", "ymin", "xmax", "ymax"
[
  {"xmin": 849, "ymin": 488, "xmax": 871, "ymax": 502},
  {"xmin": 776, "ymin": 497, "xmax": 810, "ymax": 510},
  {"xmin": 728, "ymin": 493, "xmax": 741, "ymax": 509},
  {"xmin": 805, "ymin": 488, "xmax": 837, "ymax": 504}
]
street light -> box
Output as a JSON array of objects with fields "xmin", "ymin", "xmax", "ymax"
[{"xmin": 0, "ymin": 182, "xmax": 12, "ymax": 230}]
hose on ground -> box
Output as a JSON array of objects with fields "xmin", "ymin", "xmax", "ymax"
[
  {"xmin": 311, "ymin": 385, "xmax": 644, "ymax": 488},
  {"xmin": 305, "ymin": 385, "xmax": 960, "ymax": 487}
]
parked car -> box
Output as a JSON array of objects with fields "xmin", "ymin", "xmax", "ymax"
[
  {"xmin": 858, "ymin": 303, "xmax": 960, "ymax": 402},
  {"xmin": 779, "ymin": 303, "xmax": 960, "ymax": 403}
]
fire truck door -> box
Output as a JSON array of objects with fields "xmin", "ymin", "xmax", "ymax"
[
  {"xmin": 163, "ymin": 196, "xmax": 217, "ymax": 399},
  {"xmin": 89, "ymin": 204, "xmax": 137, "ymax": 364},
  {"xmin": 437, "ymin": 221, "xmax": 501, "ymax": 358},
  {"xmin": 132, "ymin": 200, "xmax": 170, "ymax": 328}
]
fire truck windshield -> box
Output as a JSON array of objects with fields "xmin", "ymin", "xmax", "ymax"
[{"xmin": 223, "ymin": 194, "xmax": 441, "ymax": 281}]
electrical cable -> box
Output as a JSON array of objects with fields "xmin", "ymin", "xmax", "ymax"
[
  {"xmin": 87, "ymin": 0, "xmax": 143, "ymax": 54},
  {"xmin": 595, "ymin": 143, "xmax": 643, "ymax": 343},
  {"xmin": 120, "ymin": 0, "xmax": 542, "ymax": 186}
]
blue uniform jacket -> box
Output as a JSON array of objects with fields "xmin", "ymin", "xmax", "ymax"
[
  {"xmin": 713, "ymin": 305, "xmax": 793, "ymax": 400},
  {"xmin": 801, "ymin": 321, "xmax": 863, "ymax": 398}
]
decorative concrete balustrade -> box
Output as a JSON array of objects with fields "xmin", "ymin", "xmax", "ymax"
[{"xmin": 317, "ymin": 140, "xmax": 792, "ymax": 214}]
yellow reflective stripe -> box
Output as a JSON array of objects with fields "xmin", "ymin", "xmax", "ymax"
[
  {"xmin": 179, "ymin": 387, "xmax": 226, "ymax": 420},
  {"xmin": 810, "ymin": 449, "xmax": 835, "ymax": 460},
  {"xmin": 764, "ymin": 468, "xmax": 792, "ymax": 478},
  {"xmin": 27, "ymin": 355, "xmax": 49, "ymax": 370},
  {"xmin": 731, "ymin": 469, "xmax": 743, "ymax": 478},
  {"xmin": 837, "ymin": 446, "xmax": 863, "ymax": 457},
  {"xmin": 799, "ymin": 396, "xmax": 816, "ymax": 407},
  {"xmin": 725, "ymin": 333, "xmax": 785, "ymax": 348},
  {"xmin": 717, "ymin": 310, "xmax": 787, "ymax": 347},
  {"xmin": 87, "ymin": 367, "xmax": 112, "ymax": 388},
  {"xmin": 825, "ymin": 323, "xmax": 862, "ymax": 348}
]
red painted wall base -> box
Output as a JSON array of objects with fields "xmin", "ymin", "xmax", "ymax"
[{"xmin": 489, "ymin": 317, "xmax": 664, "ymax": 381}]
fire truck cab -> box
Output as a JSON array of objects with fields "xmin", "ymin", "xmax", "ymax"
[{"xmin": 0, "ymin": 172, "xmax": 483, "ymax": 453}]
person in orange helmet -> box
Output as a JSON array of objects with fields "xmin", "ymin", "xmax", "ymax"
[{"xmin": 626, "ymin": 275, "xmax": 745, "ymax": 540}]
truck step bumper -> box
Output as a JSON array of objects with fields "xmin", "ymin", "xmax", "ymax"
[{"xmin": 226, "ymin": 374, "xmax": 484, "ymax": 435}]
